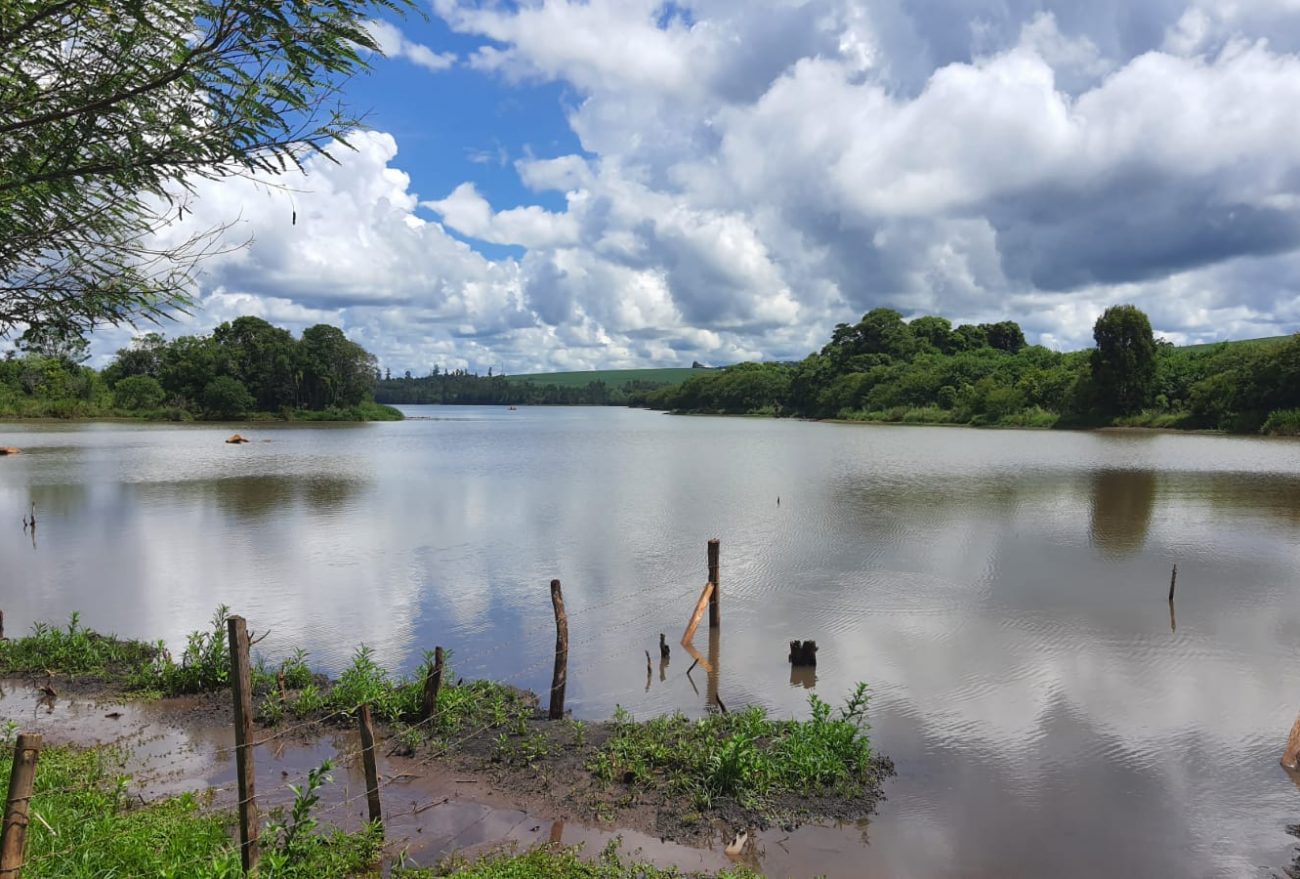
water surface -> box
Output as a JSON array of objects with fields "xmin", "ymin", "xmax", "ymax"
[{"xmin": 3, "ymin": 408, "xmax": 1300, "ymax": 877}]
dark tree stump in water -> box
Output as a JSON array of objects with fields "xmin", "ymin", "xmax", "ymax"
[{"xmin": 788, "ymin": 640, "xmax": 818, "ymax": 667}]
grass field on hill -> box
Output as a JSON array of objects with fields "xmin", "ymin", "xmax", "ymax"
[
  {"xmin": 1178, "ymin": 335, "xmax": 1289, "ymax": 351},
  {"xmin": 508, "ymin": 367, "xmax": 703, "ymax": 388}
]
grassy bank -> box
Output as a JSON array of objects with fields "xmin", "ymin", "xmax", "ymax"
[
  {"xmin": 0, "ymin": 733, "xmax": 754, "ymax": 879},
  {"xmin": 1, "ymin": 610, "xmax": 890, "ymax": 843}
]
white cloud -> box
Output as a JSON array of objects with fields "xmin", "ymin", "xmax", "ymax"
[
  {"xmin": 97, "ymin": 1, "xmax": 1300, "ymax": 372},
  {"xmin": 365, "ymin": 19, "xmax": 456, "ymax": 72}
]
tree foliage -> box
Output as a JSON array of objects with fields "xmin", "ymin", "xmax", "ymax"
[
  {"xmin": 0, "ymin": 0, "xmax": 411, "ymax": 338},
  {"xmin": 1090, "ymin": 305, "xmax": 1157, "ymax": 415},
  {"xmin": 644, "ymin": 305, "xmax": 1300, "ymax": 435},
  {"xmin": 1, "ymin": 317, "xmax": 390, "ymax": 419}
]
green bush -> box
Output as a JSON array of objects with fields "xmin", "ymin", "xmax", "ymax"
[
  {"xmin": 113, "ymin": 375, "xmax": 166, "ymax": 411},
  {"xmin": 1261, "ymin": 408, "xmax": 1300, "ymax": 436},
  {"xmin": 201, "ymin": 376, "xmax": 254, "ymax": 418}
]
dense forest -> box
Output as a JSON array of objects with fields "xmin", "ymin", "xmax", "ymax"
[
  {"xmin": 0, "ymin": 317, "xmax": 400, "ymax": 421},
  {"xmin": 644, "ymin": 306, "xmax": 1300, "ymax": 436},
  {"xmin": 375, "ymin": 371, "xmax": 674, "ymax": 406}
]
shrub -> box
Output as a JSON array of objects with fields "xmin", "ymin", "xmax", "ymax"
[
  {"xmin": 113, "ymin": 375, "xmax": 166, "ymax": 411},
  {"xmin": 1261, "ymin": 408, "xmax": 1300, "ymax": 436},
  {"xmin": 201, "ymin": 376, "xmax": 254, "ymax": 418}
]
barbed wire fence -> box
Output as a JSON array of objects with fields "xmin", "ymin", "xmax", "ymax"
[{"xmin": 0, "ymin": 541, "xmax": 726, "ymax": 877}]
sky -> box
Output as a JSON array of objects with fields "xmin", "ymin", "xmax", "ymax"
[{"xmin": 106, "ymin": 0, "xmax": 1300, "ymax": 374}]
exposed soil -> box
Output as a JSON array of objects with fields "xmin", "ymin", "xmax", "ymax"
[
  {"xmin": 422, "ymin": 712, "xmax": 894, "ymax": 845},
  {"xmin": 0, "ymin": 676, "xmax": 893, "ymax": 877}
]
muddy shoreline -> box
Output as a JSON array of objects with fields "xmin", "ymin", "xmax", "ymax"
[{"xmin": 1, "ymin": 673, "xmax": 892, "ymax": 877}]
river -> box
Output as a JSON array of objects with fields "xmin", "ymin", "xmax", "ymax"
[{"xmin": 2, "ymin": 407, "xmax": 1299, "ymax": 877}]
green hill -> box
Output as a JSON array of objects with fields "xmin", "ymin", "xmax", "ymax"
[
  {"xmin": 508, "ymin": 367, "xmax": 703, "ymax": 389},
  {"xmin": 1177, "ymin": 335, "xmax": 1290, "ymax": 352}
]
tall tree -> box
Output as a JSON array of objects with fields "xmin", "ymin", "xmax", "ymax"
[
  {"xmin": 0, "ymin": 0, "xmax": 410, "ymax": 338},
  {"xmin": 981, "ymin": 320, "xmax": 1027, "ymax": 353},
  {"xmin": 1091, "ymin": 305, "xmax": 1158, "ymax": 415},
  {"xmin": 298, "ymin": 324, "xmax": 375, "ymax": 409},
  {"xmin": 212, "ymin": 317, "xmax": 297, "ymax": 410}
]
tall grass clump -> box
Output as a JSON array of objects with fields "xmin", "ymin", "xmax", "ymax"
[
  {"xmin": 1261, "ymin": 408, "xmax": 1300, "ymax": 436},
  {"xmin": 0, "ymin": 612, "xmax": 158, "ymax": 677},
  {"xmin": 589, "ymin": 684, "xmax": 877, "ymax": 812}
]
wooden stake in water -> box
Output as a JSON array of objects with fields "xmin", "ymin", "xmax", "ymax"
[
  {"xmin": 0, "ymin": 734, "xmax": 41, "ymax": 878},
  {"xmin": 226, "ymin": 615, "xmax": 259, "ymax": 875},
  {"xmin": 421, "ymin": 647, "xmax": 444, "ymax": 724},
  {"xmin": 1169, "ymin": 564, "xmax": 1178, "ymax": 602},
  {"xmin": 358, "ymin": 704, "xmax": 382, "ymax": 828},
  {"xmin": 549, "ymin": 580, "xmax": 568, "ymax": 720},
  {"xmin": 707, "ymin": 539, "xmax": 721, "ymax": 628}
]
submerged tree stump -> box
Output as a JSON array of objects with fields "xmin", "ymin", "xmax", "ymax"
[{"xmin": 788, "ymin": 640, "xmax": 818, "ymax": 667}]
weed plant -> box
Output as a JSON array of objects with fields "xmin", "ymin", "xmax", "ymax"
[
  {"xmin": 590, "ymin": 684, "xmax": 876, "ymax": 811},
  {"xmin": 0, "ymin": 612, "xmax": 158, "ymax": 678}
]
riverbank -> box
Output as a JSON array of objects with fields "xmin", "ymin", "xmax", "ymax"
[
  {"xmin": 0, "ymin": 399, "xmax": 404, "ymax": 422},
  {"xmin": 0, "ymin": 611, "xmax": 891, "ymax": 877}
]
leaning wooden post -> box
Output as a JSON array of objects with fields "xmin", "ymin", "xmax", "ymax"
[
  {"xmin": 1168, "ymin": 564, "xmax": 1177, "ymax": 602},
  {"xmin": 358, "ymin": 704, "xmax": 382, "ymax": 829},
  {"xmin": 0, "ymin": 734, "xmax": 41, "ymax": 878},
  {"xmin": 707, "ymin": 539, "xmax": 720, "ymax": 628},
  {"xmin": 226, "ymin": 615, "xmax": 259, "ymax": 875},
  {"xmin": 549, "ymin": 579, "xmax": 568, "ymax": 720},
  {"xmin": 421, "ymin": 647, "xmax": 444, "ymax": 724}
]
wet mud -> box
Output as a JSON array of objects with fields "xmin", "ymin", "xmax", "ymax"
[{"xmin": 0, "ymin": 678, "xmax": 885, "ymax": 878}]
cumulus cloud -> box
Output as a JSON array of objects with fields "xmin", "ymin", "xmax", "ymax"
[
  {"xmin": 365, "ymin": 19, "xmax": 456, "ymax": 72},
  {"xmin": 103, "ymin": 0, "xmax": 1300, "ymax": 370}
]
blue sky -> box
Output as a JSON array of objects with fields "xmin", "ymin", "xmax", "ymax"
[{"xmin": 114, "ymin": 0, "xmax": 1300, "ymax": 375}]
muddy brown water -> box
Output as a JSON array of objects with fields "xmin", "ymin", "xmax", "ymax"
[{"xmin": 3, "ymin": 407, "xmax": 1300, "ymax": 877}]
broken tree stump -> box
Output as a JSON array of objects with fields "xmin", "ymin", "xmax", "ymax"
[{"xmin": 788, "ymin": 640, "xmax": 818, "ymax": 667}]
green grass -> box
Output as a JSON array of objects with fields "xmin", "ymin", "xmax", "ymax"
[
  {"xmin": 589, "ymin": 685, "xmax": 876, "ymax": 812},
  {"xmin": 1176, "ymin": 335, "xmax": 1290, "ymax": 352},
  {"xmin": 398, "ymin": 842, "xmax": 759, "ymax": 878},
  {"xmin": 268, "ymin": 645, "xmax": 536, "ymax": 752},
  {"xmin": 1261, "ymin": 408, "xmax": 1300, "ymax": 436},
  {"xmin": 508, "ymin": 368, "xmax": 703, "ymax": 390},
  {"xmin": 0, "ymin": 731, "xmax": 382, "ymax": 879},
  {"xmin": 0, "ymin": 612, "xmax": 159, "ymax": 679}
]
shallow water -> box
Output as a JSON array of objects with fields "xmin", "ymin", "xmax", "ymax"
[{"xmin": 3, "ymin": 407, "xmax": 1300, "ymax": 877}]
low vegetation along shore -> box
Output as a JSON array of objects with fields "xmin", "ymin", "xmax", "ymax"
[{"xmin": 0, "ymin": 609, "xmax": 890, "ymax": 878}]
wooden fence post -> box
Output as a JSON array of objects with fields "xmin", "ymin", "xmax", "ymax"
[
  {"xmin": 707, "ymin": 538, "xmax": 720, "ymax": 628},
  {"xmin": 226, "ymin": 615, "xmax": 259, "ymax": 875},
  {"xmin": 549, "ymin": 580, "xmax": 568, "ymax": 720},
  {"xmin": 358, "ymin": 705, "xmax": 382, "ymax": 829},
  {"xmin": 0, "ymin": 734, "xmax": 41, "ymax": 878},
  {"xmin": 421, "ymin": 647, "xmax": 444, "ymax": 724}
]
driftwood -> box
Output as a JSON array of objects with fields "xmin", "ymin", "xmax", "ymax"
[{"xmin": 788, "ymin": 640, "xmax": 818, "ymax": 667}]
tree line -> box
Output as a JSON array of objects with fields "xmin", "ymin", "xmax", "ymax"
[
  {"xmin": 375, "ymin": 373, "xmax": 670, "ymax": 406},
  {"xmin": 0, "ymin": 317, "xmax": 399, "ymax": 421},
  {"xmin": 643, "ymin": 306, "xmax": 1300, "ymax": 436}
]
